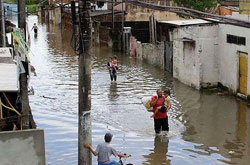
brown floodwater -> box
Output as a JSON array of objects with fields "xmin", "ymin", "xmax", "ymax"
[{"xmin": 25, "ymin": 16, "xmax": 250, "ymax": 165}]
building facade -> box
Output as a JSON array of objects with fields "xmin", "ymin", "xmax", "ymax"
[{"xmin": 169, "ymin": 15, "xmax": 250, "ymax": 96}]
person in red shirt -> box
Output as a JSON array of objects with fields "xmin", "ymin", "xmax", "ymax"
[{"xmin": 150, "ymin": 89, "xmax": 169, "ymax": 134}]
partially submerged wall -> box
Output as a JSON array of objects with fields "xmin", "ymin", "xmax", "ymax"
[
  {"xmin": 0, "ymin": 129, "xmax": 46, "ymax": 165},
  {"xmin": 171, "ymin": 24, "xmax": 219, "ymax": 89},
  {"xmin": 218, "ymin": 23, "xmax": 250, "ymax": 94},
  {"xmin": 140, "ymin": 42, "xmax": 165, "ymax": 69}
]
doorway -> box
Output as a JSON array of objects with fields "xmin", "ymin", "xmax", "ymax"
[{"xmin": 239, "ymin": 52, "xmax": 248, "ymax": 95}]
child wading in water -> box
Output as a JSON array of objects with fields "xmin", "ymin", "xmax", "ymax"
[{"xmin": 112, "ymin": 56, "xmax": 118, "ymax": 71}]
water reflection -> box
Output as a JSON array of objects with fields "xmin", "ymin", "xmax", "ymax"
[
  {"xmin": 144, "ymin": 136, "xmax": 171, "ymax": 165},
  {"xmin": 221, "ymin": 101, "xmax": 249, "ymax": 164},
  {"xmin": 108, "ymin": 82, "xmax": 119, "ymax": 101},
  {"xmin": 236, "ymin": 101, "xmax": 247, "ymax": 142}
]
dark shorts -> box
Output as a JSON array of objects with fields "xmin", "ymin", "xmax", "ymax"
[
  {"xmin": 34, "ymin": 29, "xmax": 38, "ymax": 34},
  {"xmin": 154, "ymin": 116, "xmax": 169, "ymax": 133}
]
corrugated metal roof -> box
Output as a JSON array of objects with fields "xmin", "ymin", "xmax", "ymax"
[
  {"xmin": 0, "ymin": 48, "xmax": 18, "ymax": 92},
  {"xmin": 158, "ymin": 19, "xmax": 213, "ymax": 26}
]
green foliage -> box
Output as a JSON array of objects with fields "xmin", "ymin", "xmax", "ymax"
[
  {"xmin": 4, "ymin": 0, "xmax": 17, "ymax": 3},
  {"xmin": 26, "ymin": 0, "xmax": 42, "ymax": 5},
  {"xmin": 173, "ymin": 0, "xmax": 218, "ymax": 12},
  {"xmin": 4, "ymin": 0, "xmax": 46, "ymax": 5},
  {"xmin": 27, "ymin": 4, "xmax": 37, "ymax": 14}
]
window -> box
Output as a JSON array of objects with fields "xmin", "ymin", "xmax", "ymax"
[{"xmin": 227, "ymin": 34, "xmax": 246, "ymax": 46}]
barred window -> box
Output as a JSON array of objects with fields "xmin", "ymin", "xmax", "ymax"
[{"xmin": 227, "ymin": 34, "xmax": 246, "ymax": 46}]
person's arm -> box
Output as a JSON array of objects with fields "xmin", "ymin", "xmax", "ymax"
[
  {"xmin": 166, "ymin": 98, "xmax": 171, "ymax": 112},
  {"xmin": 84, "ymin": 144, "xmax": 98, "ymax": 156},
  {"xmin": 151, "ymin": 106, "xmax": 161, "ymax": 118},
  {"xmin": 113, "ymin": 65, "xmax": 117, "ymax": 71},
  {"xmin": 107, "ymin": 62, "xmax": 110, "ymax": 69},
  {"xmin": 118, "ymin": 153, "xmax": 131, "ymax": 158}
]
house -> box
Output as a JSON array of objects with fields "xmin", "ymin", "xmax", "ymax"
[
  {"xmin": 161, "ymin": 19, "xmax": 219, "ymax": 89},
  {"xmin": 164, "ymin": 15, "xmax": 250, "ymax": 97}
]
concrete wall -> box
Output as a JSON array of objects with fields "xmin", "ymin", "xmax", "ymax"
[
  {"xmin": 171, "ymin": 24, "xmax": 218, "ymax": 89},
  {"xmin": 140, "ymin": 42, "xmax": 164, "ymax": 69},
  {"xmin": 135, "ymin": 41, "xmax": 142, "ymax": 59},
  {"xmin": 240, "ymin": 0, "xmax": 250, "ymax": 14},
  {"xmin": 125, "ymin": 1, "xmax": 182, "ymax": 22},
  {"xmin": 0, "ymin": 129, "xmax": 45, "ymax": 165},
  {"xmin": 53, "ymin": 7, "xmax": 61, "ymax": 25},
  {"xmin": 218, "ymin": 23, "xmax": 250, "ymax": 93},
  {"xmin": 99, "ymin": 26, "xmax": 112, "ymax": 47}
]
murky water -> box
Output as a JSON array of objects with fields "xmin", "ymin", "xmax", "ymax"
[{"xmin": 25, "ymin": 16, "xmax": 250, "ymax": 165}]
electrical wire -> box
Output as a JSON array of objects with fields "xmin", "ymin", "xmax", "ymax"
[
  {"xmin": 0, "ymin": 99, "xmax": 21, "ymax": 116},
  {"xmin": 3, "ymin": 92, "xmax": 15, "ymax": 109},
  {"xmin": 1, "ymin": 93, "xmax": 23, "ymax": 130}
]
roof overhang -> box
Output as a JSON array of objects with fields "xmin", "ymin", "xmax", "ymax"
[{"xmin": 158, "ymin": 19, "xmax": 214, "ymax": 27}]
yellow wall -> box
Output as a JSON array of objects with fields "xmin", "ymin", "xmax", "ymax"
[{"xmin": 240, "ymin": 0, "xmax": 250, "ymax": 14}]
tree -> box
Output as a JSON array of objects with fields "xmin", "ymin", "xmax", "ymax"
[{"xmin": 173, "ymin": 0, "xmax": 218, "ymax": 12}]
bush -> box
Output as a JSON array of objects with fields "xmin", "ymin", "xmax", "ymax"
[
  {"xmin": 26, "ymin": 0, "xmax": 41, "ymax": 5},
  {"xmin": 4, "ymin": 0, "xmax": 42, "ymax": 5},
  {"xmin": 27, "ymin": 4, "xmax": 38, "ymax": 14},
  {"xmin": 173, "ymin": 0, "xmax": 218, "ymax": 12}
]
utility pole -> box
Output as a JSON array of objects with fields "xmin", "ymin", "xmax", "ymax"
[
  {"xmin": 78, "ymin": 0, "xmax": 92, "ymax": 164},
  {"xmin": 18, "ymin": 0, "xmax": 30, "ymax": 129},
  {"xmin": 121, "ymin": 0, "xmax": 125, "ymax": 52},
  {"xmin": 18, "ymin": 0, "xmax": 26, "ymax": 40},
  {"xmin": 18, "ymin": 0, "xmax": 36, "ymax": 129},
  {"xmin": 112, "ymin": 0, "xmax": 114, "ymax": 29},
  {"xmin": 0, "ymin": 0, "xmax": 6, "ymax": 47}
]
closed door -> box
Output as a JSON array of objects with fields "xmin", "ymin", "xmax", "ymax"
[{"xmin": 239, "ymin": 52, "xmax": 248, "ymax": 95}]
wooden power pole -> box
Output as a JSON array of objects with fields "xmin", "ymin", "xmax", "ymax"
[
  {"xmin": 112, "ymin": 0, "xmax": 114, "ymax": 30},
  {"xmin": 18, "ymin": 0, "xmax": 36, "ymax": 129},
  {"xmin": 18, "ymin": 0, "xmax": 30, "ymax": 129},
  {"xmin": 78, "ymin": 0, "xmax": 92, "ymax": 164},
  {"xmin": 18, "ymin": 0, "xmax": 26, "ymax": 40},
  {"xmin": 0, "ymin": 0, "xmax": 6, "ymax": 47}
]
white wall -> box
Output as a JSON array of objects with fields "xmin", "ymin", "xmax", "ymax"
[
  {"xmin": 172, "ymin": 21, "xmax": 250, "ymax": 94},
  {"xmin": 172, "ymin": 24, "xmax": 218, "ymax": 89},
  {"xmin": 218, "ymin": 24, "xmax": 250, "ymax": 94}
]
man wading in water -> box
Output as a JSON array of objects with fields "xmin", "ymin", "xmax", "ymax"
[
  {"xmin": 150, "ymin": 89, "xmax": 169, "ymax": 134},
  {"xmin": 85, "ymin": 133, "xmax": 131, "ymax": 165},
  {"xmin": 107, "ymin": 57, "xmax": 114, "ymax": 81},
  {"xmin": 31, "ymin": 23, "xmax": 38, "ymax": 37}
]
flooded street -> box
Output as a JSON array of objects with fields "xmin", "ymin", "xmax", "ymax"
[{"xmin": 26, "ymin": 16, "xmax": 250, "ymax": 165}]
